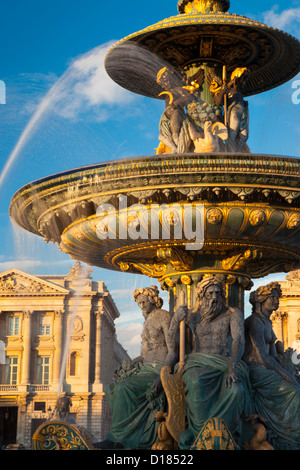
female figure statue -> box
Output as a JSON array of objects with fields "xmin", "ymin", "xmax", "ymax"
[
  {"xmin": 156, "ymin": 66, "xmax": 193, "ymax": 154},
  {"xmin": 243, "ymin": 282, "xmax": 300, "ymax": 450},
  {"xmin": 99, "ymin": 286, "xmax": 179, "ymax": 449},
  {"xmin": 212, "ymin": 67, "xmax": 250, "ymax": 153}
]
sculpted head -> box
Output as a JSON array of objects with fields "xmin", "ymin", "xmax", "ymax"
[
  {"xmin": 133, "ymin": 286, "xmax": 163, "ymax": 319},
  {"xmin": 249, "ymin": 282, "xmax": 282, "ymax": 316},
  {"xmin": 196, "ymin": 277, "xmax": 226, "ymax": 321},
  {"xmin": 55, "ymin": 396, "xmax": 72, "ymax": 421}
]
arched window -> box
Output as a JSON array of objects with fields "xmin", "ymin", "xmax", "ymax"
[{"xmin": 70, "ymin": 352, "xmax": 79, "ymax": 376}]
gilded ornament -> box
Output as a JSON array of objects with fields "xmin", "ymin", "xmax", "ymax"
[
  {"xmin": 159, "ymin": 365, "xmax": 186, "ymax": 443},
  {"xmin": 119, "ymin": 262, "xmax": 130, "ymax": 272},
  {"xmin": 207, "ymin": 207, "xmax": 223, "ymax": 224},
  {"xmin": 177, "ymin": 0, "xmax": 230, "ymax": 14},
  {"xmin": 180, "ymin": 274, "xmax": 192, "ymax": 285},
  {"xmin": 226, "ymin": 274, "xmax": 236, "ymax": 285},
  {"xmin": 249, "ymin": 209, "xmax": 266, "ymax": 227},
  {"xmin": 287, "ymin": 213, "xmax": 300, "ymax": 230},
  {"xmin": 164, "ymin": 277, "xmax": 176, "ymax": 288},
  {"xmin": 191, "ymin": 418, "xmax": 238, "ymax": 450}
]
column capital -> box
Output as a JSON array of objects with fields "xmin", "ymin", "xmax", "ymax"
[
  {"xmin": 271, "ymin": 310, "xmax": 288, "ymax": 321},
  {"xmin": 54, "ymin": 310, "xmax": 64, "ymax": 318},
  {"xmin": 23, "ymin": 311, "xmax": 33, "ymax": 318},
  {"xmin": 94, "ymin": 309, "xmax": 104, "ymax": 320}
]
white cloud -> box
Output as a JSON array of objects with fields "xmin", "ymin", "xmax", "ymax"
[
  {"xmin": 0, "ymin": 258, "xmax": 72, "ymax": 274},
  {"xmin": 262, "ymin": 5, "xmax": 300, "ymax": 35},
  {"xmin": 52, "ymin": 41, "xmax": 135, "ymax": 120},
  {"xmin": 116, "ymin": 322, "xmax": 142, "ymax": 359}
]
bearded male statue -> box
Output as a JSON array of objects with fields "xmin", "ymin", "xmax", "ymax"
[{"xmin": 171, "ymin": 277, "xmax": 252, "ymax": 449}]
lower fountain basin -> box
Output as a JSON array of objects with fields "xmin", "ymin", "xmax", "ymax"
[{"xmin": 9, "ymin": 153, "xmax": 300, "ymax": 287}]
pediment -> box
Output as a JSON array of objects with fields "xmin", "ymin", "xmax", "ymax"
[{"xmin": 0, "ymin": 269, "xmax": 69, "ymax": 296}]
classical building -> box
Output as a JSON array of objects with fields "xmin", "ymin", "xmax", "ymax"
[
  {"xmin": 272, "ymin": 270, "xmax": 300, "ymax": 353},
  {"xmin": 0, "ymin": 262, "xmax": 130, "ymax": 448}
]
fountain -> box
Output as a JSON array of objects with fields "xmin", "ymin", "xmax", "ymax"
[{"xmin": 9, "ymin": 0, "xmax": 300, "ymax": 451}]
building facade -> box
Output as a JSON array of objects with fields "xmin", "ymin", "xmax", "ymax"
[
  {"xmin": 0, "ymin": 262, "xmax": 130, "ymax": 448},
  {"xmin": 272, "ymin": 270, "xmax": 300, "ymax": 353}
]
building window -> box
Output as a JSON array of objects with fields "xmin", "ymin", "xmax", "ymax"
[
  {"xmin": 8, "ymin": 316, "xmax": 20, "ymax": 336},
  {"xmin": 5, "ymin": 357, "xmax": 18, "ymax": 384},
  {"xmin": 37, "ymin": 356, "xmax": 50, "ymax": 384},
  {"xmin": 39, "ymin": 315, "xmax": 51, "ymax": 335},
  {"xmin": 70, "ymin": 352, "xmax": 79, "ymax": 376},
  {"xmin": 34, "ymin": 402, "xmax": 46, "ymax": 412}
]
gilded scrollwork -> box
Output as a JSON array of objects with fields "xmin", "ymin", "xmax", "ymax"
[{"xmin": 222, "ymin": 250, "xmax": 263, "ymax": 271}]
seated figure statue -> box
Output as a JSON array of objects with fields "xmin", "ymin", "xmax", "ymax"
[
  {"xmin": 170, "ymin": 277, "xmax": 253, "ymax": 449},
  {"xmin": 96, "ymin": 286, "xmax": 179, "ymax": 450},
  {"xmin": 243, "ymin": 282, "xmax": 300, "ymax": 450}
]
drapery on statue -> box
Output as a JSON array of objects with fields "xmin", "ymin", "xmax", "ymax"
[
  {"xmin": 243, "ymin": 282, "xmax": 300, "ymax": 450},
  {"xmin": 95, "ymin": 286, "xmax": 182, "ymax": 450},
  {"xmin": 163, "ymin": 276, "xmax": 252, "ymax": 449}
]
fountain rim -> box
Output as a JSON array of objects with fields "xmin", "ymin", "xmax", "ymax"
[
  {"xmin": 105, "ymin": 11, "xmax": 300, "ymax": 51},
  {"xmin": 104, "ymin": 10, "xmax": 300, "ymax": 98},
  {"xmin": 9, "ymin": 152, "xmax": 300, "ymax": 203},
  {"xmin": 8, "ymin": 152, "xmax": 300, "ymax": 277}
]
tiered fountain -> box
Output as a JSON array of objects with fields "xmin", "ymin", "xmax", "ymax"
[{"xmin": 9, "ymin": 0, "xmax": 300, "ymax": 450}]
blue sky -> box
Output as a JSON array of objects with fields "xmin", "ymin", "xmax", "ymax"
[{"xmin": 0, "ymin": 0, "xmax": 300, "ymax": 356}]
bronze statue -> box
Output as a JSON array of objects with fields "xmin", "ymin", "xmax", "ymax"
[
  {"xmin": 98, "ymin": 286, "xmax": 181, "ymax": 450},
  {"xmin": 156, "ymin": 66, "xmax": 195, "ymax": 154},
  {"xmin": 209, "ymin": 67, "xmax": 250, "ymax": 153},
  {"xmin": 167, "ymin": 276, "xmax": 252, "ymax": 449},
  {"xmin": 243, "ymin": 282, "xmax": 300, "ymax": 450},
  {"xmin": 52, "ymin": 396, "xmax": 75, "ymax": 423}
]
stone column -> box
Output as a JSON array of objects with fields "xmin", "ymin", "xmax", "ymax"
[
  {"xmin": 53, "ymin": 310, "xmax": 64, "ymax": 386},
  {"xmin": 272, "ymin": 311, "xmax": 288, "ymax": 348},
  {"xmin": 21, "ymin": 311, "xmax": 32, "ymax": 385},
  {"xmin": 101, "ymin": 315, "xmax": 115, "ymax": 387},
  {"xmin": 93, "ymin": 310, "xmax": 103, "ymax": 392}
]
